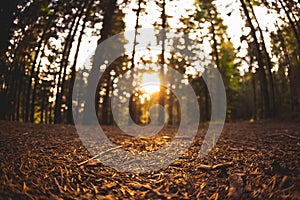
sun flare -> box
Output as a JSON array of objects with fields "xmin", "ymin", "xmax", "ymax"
[{"xmin": 140, "ymin": 73, "xmax": 160, "ymax": 95}]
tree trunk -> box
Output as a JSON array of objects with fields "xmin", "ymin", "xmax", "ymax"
[
  {"xmin": 30, "ymin": 58, "xmax": 43, "ymax": 122},
  {"xmin": 131, "ymin": 0, "xmax": 142, "ymax": 69},
  {"xmin": 128, "ymin": 0, "xmax": 143, "ymax": 125},
  {"xmin": 66, "ymin": 0, "xmax": 93, "ymax": 124},
  {"xmin": 54, "ymin": 3, "xmax": 87, "ymax": 124},
  {"xmin": 240, "ymin": 0, "xmax": 270, "ymax": 118},
  {"xmin": 40, "ymin": 89, "xmax": 46, "ymax": 123},
  {"xmin": 158, "ymin": 0, "xmax": 166, "ymax": 125},
  {"xmin": 11, "ymin": 71, "xmax": 18, "ymax": 121},
  {"xmin": 16, "ymin": 77, "xmax": 21, "ymax": 121},
  {"xmin": 83, "ymin": 0, "xmax": 118, "ymax": 124},
  {"xmin": 102, "ymin": 79, "xmax": 113, "ymax": 125},
  {"xmin": 246, "ymin": 0, "xmax": 276, "ymax": 116},
  {"xmin": 250, "ymin": 56, "xmax": 257, "ymax": 120},
  {"xmin": 22, "ymin": 77, "xmax": 28, "ymax": 122},
  {"xmin": 204, "ymin": 83, "xmax": 210, "ymax": 121},
  {"xmin": 275, "ymin": 22, "xmax": 298, "ymax": 112},
  {"xmin": 16, "ymin": 56, "xmax": 26, "ymax": 121},
  {"xmin": 209, "ymin": 9, "xmax": 224, "ymax": 120},
  {"xmin": 26, "ymin": 8, "xmax": 58, "ymax": 122},
  {"xmin": 211, "ymin": 21, "xmax": 220, "ymax": 70}
]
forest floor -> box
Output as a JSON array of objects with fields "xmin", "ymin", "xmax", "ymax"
[{"xmin": 0, "ymin": 120, "xmax": 299, "ymax": 199}]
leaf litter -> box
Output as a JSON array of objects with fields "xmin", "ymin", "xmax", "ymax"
[{"xmin": 0, "ymin": 120, "xmax": 299, "ymax": 199}]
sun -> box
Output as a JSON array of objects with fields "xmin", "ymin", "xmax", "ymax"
[{"xmin": 140, "ymin": 73, "xmax": 160, "ymax": 95}]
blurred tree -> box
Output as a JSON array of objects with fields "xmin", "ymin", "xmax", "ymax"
[{"xmin": 240, "ymin": 0, "xmax": 271, "ymax": 118}]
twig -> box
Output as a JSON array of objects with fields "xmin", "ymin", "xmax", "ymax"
[
  {"xmin": 272, "ymin": 133, "xmax": 300, "ymax": 140},
  {"xmin": 77, "ymin": 146, "xmax": 122, "ymax": 166},
  {"xmin": 197, "ymin": 162, "xmax": 233, "ymax": 170},
  {"xmin": 53, "ymin": 177, "xmax": 63, "ymax": 194},
  {"xmin": 284, "ymin": 134, "xmax": 300, "ymax": 140}
]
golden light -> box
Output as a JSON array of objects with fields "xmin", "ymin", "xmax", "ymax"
[{"xmin": 140, "ymin": 73, "xmax": 160, "ymax": 95}]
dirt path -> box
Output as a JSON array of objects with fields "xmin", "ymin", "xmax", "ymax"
[{"xmin": 0, "ymin": 120, "xmax": 299, "ymax": 199}]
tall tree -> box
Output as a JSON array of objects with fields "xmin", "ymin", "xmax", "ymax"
[
  {"xmin": 195, "ymin": 0, "xmax": 239, "ymax": 119},
  {"xmin": 30, "ymin": 3, "xmax": 60, "ymax": 122},
  {"xmin": 240, "ymin": 0, "xmax": 271, "ymax": 118},
  {"xmin": 128, "ymin": 0, "xmax": 145, "ymax": 125},
  {"xmin": 246, "ymin": 0, "xmax": 276, "ymax": 116},
  {"xmin": 157, "ymin": 0, "xmax": 167, "ymax": 125},
  {"xmin": 82, "ymin": 0, "xmax": 119, "ymax": 124},
  {"xmin": 54, "ymin": 0, "xmax": 90, "ymax": 123},
  {"xmin": 0, "ymin": 0, "xmax": 19, "ymax": 119},
  {"xmin": 66, "ymin": 0, "xmax": 95, "ymax": 124}
]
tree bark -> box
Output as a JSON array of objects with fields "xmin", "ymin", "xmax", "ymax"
[
  {"xmin": 240, "ymin": 0, "xmax": 270, "ymax": 118},
  {"xmin": 158, "ymin": 0, "xmax": 167, "ymax": 125},
  {"xmin": 128, "ymin": 0, "xmax": 143, "ymax": 125},
  {"xmin": 54, "ymin": 1, "xmax": 88, "ymax": 123},
  {"xmin": 26, "ymin": 7, "xmax": 58, "ymax": 122},
  {"xmin": 246, "ymin": 0, "xmax": 276, "ymax": 116},
  {"xmin": 83, "ymin": 0, "xmax": 118, "ymax": 124},
  {"xmin": 66, "ymin": 0, "xmax": 93, "ymax": 124},
  {"xmin": 275, "ymin": 22, "xmax": 298, "ymax": 112}
]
